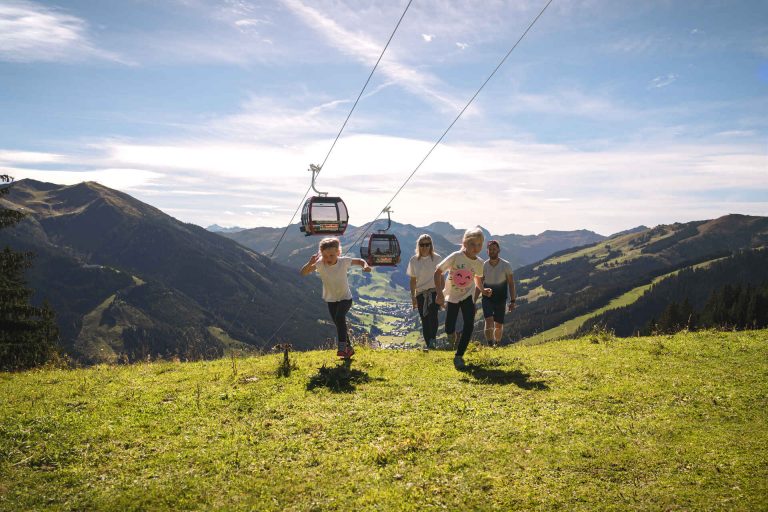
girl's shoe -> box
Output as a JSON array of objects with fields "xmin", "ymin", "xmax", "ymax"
[
  {"xmin": 453, "ymin": 355, "xmax": 465, "ymax": 370},
  {"xmin": 339, "ymin": 346, "xmax": 355, "ymax": 359}
]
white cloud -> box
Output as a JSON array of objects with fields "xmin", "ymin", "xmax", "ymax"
[
  {"xmin": 4, "ymin": 132, "xmax": 765, "ymax": 235},
  {"xmin": 280, "ymin": 0, "xmax": 462, "ymax": 111},
  {"xmin": 456, "ymin": 42, "xmax": 468, "ymax": 50},
  {"xmin": 422, "ymin": 34, "xmax": 434, "ymax": 42},
  {"xmin": 0, "ymin": 1, "xmax": 126, "ymax": 63},
  {"xmin": 649, "ymin": 73, "xmax": 678, "ymax": 89},
  {"xmin": 0, "ymin": 150, "xmax": 65, "ymax": 165}
]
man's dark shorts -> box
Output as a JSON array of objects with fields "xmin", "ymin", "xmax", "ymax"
[{"xmin": 482, "ymin": 296, "xmax": 506, "ymax": 323}]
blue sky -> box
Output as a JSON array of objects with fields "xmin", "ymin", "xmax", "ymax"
[{"xmin": 1, "ymin": 0, "xmax": 766, "ymax": 235}]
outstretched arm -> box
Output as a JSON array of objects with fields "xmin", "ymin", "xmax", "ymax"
[
  {"xmin": 300, "ymin": 253, "xmax": 320, "ymax": 275},
  {"xmin": 351, "ymin": 258, "xmax": 372, "ymax": 272}
]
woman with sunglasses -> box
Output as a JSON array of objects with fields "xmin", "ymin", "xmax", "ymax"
[{"xmin": 406, "ymin": 234, "xmax": 443, "ymax": 350}]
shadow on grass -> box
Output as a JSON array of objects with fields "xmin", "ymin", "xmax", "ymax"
[
  {"xmin": 306, "ymin": 360, "xmax": 384, "ymax": 393},
  {"xmin": 460, "ymin": 363, "xmax": 548, "ymax": 389}
]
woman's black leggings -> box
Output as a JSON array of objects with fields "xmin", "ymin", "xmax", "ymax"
[
  {"xmin": 445, "ymin": 296, "xmax": 476, "ymax": 357},
  {"xmin": 327, "ymin": 299, "xmax": 352, "ymax": 347},
  {"xmin": 416, "ymin": 291, "xmax": 439, "ymax": 343}
]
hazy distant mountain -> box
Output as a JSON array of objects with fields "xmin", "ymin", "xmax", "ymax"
[
  {"xmin": 207, "ymin": 224, "xmax": 246, "ymax": 233},
  {"xmin": 0, "ymin": 180, "xmax": 331, "ymax": 363},
  {"xmin": 509, "ymin": 214, "xmax": 768, "ymax": 340},
  {"xmin": 224, "ymin": 221, "xmax": 606, "ymax": 270}
]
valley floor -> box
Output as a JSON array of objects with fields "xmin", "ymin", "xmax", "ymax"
[{"xmin": 1, "ymin": 330, "xmax": 767, "ymax": 511}]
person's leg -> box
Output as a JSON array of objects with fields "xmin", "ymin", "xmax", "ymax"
[
  {"xmin": 416, "ymin": 293, "xmax": 430, "ymax": 346},
  {"xmin": 329, "ymin": 299, "xmax": 352, "ymax": 353},
  {"xmin": 493, "ymin": 304, "xmax": 506, "ymax": 345},
  {"xmin": 484, "ymin": 318, "xmax": 495, "ymax": 343},
  {"xmin": 444, "ymin": 301, "xmax": 459, "ymax": 342},
  {"xmin": 427, "ymin": 292, "xmax": 439, "ymax": 345},
  {"xmin": 327, "ymin": 302, "xmax": 342, "ymax": 351},
  {"xmin": 455, "ymin": 297, "xmax": 476, "ymax": 357},
  {"xmin": 481, "ymin": 297, "xmax": 495, "ymax": 343}
]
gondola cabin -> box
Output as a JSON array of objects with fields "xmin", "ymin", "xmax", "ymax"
[
  {"xmin": 360, "ymin": 233, "xmax": 401, "ymax": 266},
  {"xmin": 300, "ymin": 196, "xmax": 348, "ymax": 236}
]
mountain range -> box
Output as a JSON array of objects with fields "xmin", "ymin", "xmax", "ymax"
[
  {"xmin": 2, "ymin": 178, "xmax": 765, "ymax": 363},
  {"xmin": 0, "ymin": 179, "xmax": 330, "ymax": 363}
]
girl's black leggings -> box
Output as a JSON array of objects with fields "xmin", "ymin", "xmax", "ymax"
[
  {"xmin": 416, "ymin": 291, "xmax": 439, "ymax": 343},
  {"xmin": 445, "ymin": 296, "xmax": 476, "ymax": 357},
  {"xmin": 327, "ymin": 299, "xmax": 352, "ymax": 347}
]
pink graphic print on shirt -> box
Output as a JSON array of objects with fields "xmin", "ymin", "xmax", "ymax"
[{"xmin": 451, "ymin": 268, "xmax": 473, "ymax": 289}]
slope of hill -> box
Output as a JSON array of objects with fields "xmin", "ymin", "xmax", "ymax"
[
  {"xmin": 510, "ymin": 214, "xmax": 768, "ymax": 341},
  {"xmin": 0, "ymin": 180, "xmax": 331, "ymax": 362},
  {"xmin": 1, "ymin": 329, "xmax": 766, "ymax": 510},
  {"xmin": 578, "ymin": 248, "xmax": 768, "ymax": 336}
]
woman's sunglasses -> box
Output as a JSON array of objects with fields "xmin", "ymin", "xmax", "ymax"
[{"xmin": 419, "ymin": 242, "xmax": 432, "ymax": 247}]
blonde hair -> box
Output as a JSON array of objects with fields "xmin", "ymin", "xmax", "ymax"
[
  {"xmin": 462, "ymin": 227, "xmax": 484, "ymax": 248},
  {"xmin": 319, "ymin": 237, "xmax": 341, "ymax": 252},
  {"xmin": 414, "ymin": 234, "xmax": 435, "ymax": 260}
]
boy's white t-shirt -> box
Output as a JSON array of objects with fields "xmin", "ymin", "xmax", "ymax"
[
  {"xmin": 483, "ymin": 258, "xmax": 513, "ymax": 285},
  {"xmin": 315, "ymin": 257, "xmax": 353, "ymax": 302},
  {"xmin": 437, "ymin": 250, "xmax": 484, "ymax": 303},
  {"xmin": 406, "ymin": 253, "xmax": 442, "ymax": 294}
]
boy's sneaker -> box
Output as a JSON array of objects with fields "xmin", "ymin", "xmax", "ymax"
[
  {"xmin": 340, "ymin": 346, "xmax": 355, "ymax": 359},
  {"xmin": 337, "ymin": 346, "xmax": 346, "ymax": 357},
  {"xmin": 453, "ymin": 355, "xmax": 465, "ymax": 370}
]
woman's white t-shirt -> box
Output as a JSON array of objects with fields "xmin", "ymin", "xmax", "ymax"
[
  {"xmin": 406, "ymin": 253, "xmax": 442, "ymax": 294},
  {"xmin": 437, "ymin": 250, "xmax": 484, "ymax": 303},
  {"xmin": 315, "ymin": 257, "xmax": 353, "ymax": 302}
]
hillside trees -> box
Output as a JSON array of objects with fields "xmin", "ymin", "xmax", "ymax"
[{"xmin": 0, "ymin": 175, "xmax": 60, "ymax": 370}]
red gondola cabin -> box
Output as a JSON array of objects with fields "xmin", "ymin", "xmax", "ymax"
[{"xmin": 300, "ymin": 196, "xmax": 349, "ymax": 236}]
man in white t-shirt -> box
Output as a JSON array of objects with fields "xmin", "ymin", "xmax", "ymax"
[{"xmin": 474, "ymin": 240, "xmax": 516, "ymax": 346}]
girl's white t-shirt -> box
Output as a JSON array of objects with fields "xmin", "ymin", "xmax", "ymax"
[
  {"xmin": 406, "ymin": 253, "xmax": 442, "ymax": 294},
  {"xmin": 315, "ymin": 257, "xmax": 353, "ymax": 302},
  {"xmin": 437, "ymin": 250, "xmax": 484, "ymax": 303}
]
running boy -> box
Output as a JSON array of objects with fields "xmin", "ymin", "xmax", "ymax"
[
  {"xmin": 435, "ymin": 228, "xmax": 491, "ymax": 369},
  {"xmin": 300, "ymin": 237, "xmax": 371, "ymax": 359}
]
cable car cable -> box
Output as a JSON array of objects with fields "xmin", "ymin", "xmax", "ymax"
[
  {"xmin": 344, "ymin": 0, "xmax": 554, "ymax": 257},
  {"xmin": 269, "ymin": 0, "xmax": 413, "ymax": 259},
  {"xmin": 231, "ymin": 0, "xmax": 414, "ymax": 337},
  {"xmin": 264, "ymin": 0, "xmax": 555, "ymax": 345}
]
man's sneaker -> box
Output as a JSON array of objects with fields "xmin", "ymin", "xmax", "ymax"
[
  {"xmin": 337, "ymin": 346, "xmax": 346, "ymax": 357},
  {"xmin": 453, "ymin": 355, "xmax": 465, "ymax": 370},
  {"xmin": 341, "ymin": 346, "xmax": 355, "ymax": 359}
]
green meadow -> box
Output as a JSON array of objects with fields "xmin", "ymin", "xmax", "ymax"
[{"xmin": 1, "ymin": 330, "xmax": 767, "ymax": 511}]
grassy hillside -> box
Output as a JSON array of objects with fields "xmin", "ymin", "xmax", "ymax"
[
  {"xmin": 520, "ymin": 255, "xmax": 731, "ymax": 345},
  {"xmin": 2, "ymin": 330, "xmax": 766, "ymax": 510}
]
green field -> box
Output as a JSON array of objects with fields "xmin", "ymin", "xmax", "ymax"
[{"xmin": 2, "ymin": 329, "xmax": 767, "ymax": 510}]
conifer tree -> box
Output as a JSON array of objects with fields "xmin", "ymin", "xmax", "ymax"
[{"xmin": 0, "ymin": 175, "xmax": 60, "ymax": 370}]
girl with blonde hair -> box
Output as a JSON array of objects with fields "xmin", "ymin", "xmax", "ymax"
[
  {"xmin": 434, "ymin": 228, "xmax": 491, "ymax": 369},
  {"xmin": 406, "ymin": 234, "xmax": 443, "ymax": 350},
  {"xmin": 300, "ymin": 237, "xmax": 371, "ymax": 359}
]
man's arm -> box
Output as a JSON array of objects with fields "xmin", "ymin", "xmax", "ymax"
[{"xmin": 507, "ymin": 273, "xmax": 516, "ymax": 311}]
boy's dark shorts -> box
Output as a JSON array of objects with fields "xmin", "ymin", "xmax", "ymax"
[{"xmin": 482, "ymin": 297, "xmax": 506, "ymax": 324}]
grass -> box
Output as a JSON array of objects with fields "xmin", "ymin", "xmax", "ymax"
[{"xmin": 1, "ymin": 329, "xmax": 767, "ymax": 511}]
